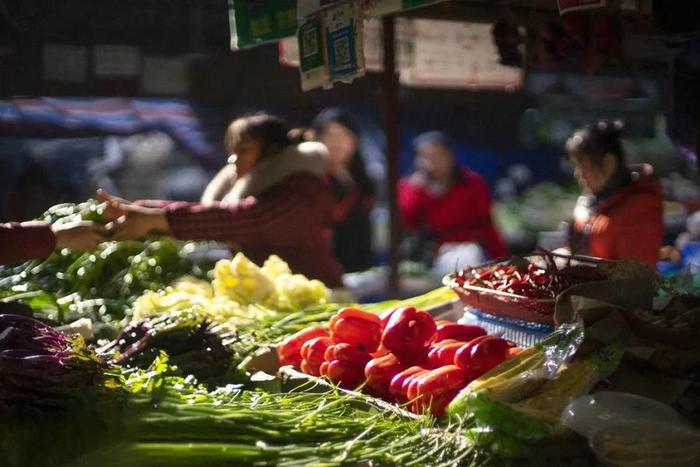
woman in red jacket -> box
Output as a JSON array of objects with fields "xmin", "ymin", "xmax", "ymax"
[
  {"xmin": 567, "ymin": 120, "xmax": 663, "ymax": 267},
  {"xmin": 398, "ymin": 131, "xmax": 507, "ymax": 260},
  {"xmin": 102, "ymin": 113, "xmax": 343, "ymax": 287}
]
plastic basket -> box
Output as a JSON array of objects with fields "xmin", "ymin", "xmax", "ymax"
[
  {"xmin": 443, "ymin": 274, "xmax": 556, "ymax": 324},
  {"xmin": 460, "ymin": 308, "xmax": 553, "ymax": 347},
  {"xmin": 443, "ymin": 253, "xmax": 603, "ymax": 325}
]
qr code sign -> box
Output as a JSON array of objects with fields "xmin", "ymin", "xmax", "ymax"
[
  {"xmin": 302, "ymin": 28, "xmax": 318, "ymax": 58},
  {"xmin": 333, "ymin": 36, "xmax": 351, "ymax": 67}
]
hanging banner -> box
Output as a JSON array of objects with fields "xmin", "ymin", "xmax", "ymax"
[
  {"xmin": 400, "ymin": 20, "xmax": 523, "ymax": 90},
  {"xmin": 557, "ymin": 0, "xmax": 606, "ymax": 15},
  {"xmin": 229, "ymin": 0, "xmax": 297, "ymax": 49}
]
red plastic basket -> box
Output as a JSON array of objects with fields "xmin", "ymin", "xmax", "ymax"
[
  {"xmin": 444, "ymin": 274, "xmax": 556, "ymax": 324},
  {"xmin": 443, "ymin": 253, "xmax": 603, "ymax": 325}
]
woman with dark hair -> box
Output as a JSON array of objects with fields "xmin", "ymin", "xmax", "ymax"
[
  {"xmin": 312, "ymin": 108, "xmax": 375, "ymax": 273},
  {"xmin": 567, "ymin": 120, "xmax": 663, "ymax": 266},
  {"xmin": 398, "ymin": 131, "xmax": 507, "ymax": 261},
  {"xmin": 101, "ymin": 113, "xmax": 344, "ymax": 287}
]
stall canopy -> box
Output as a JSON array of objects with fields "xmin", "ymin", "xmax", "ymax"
[{"xmin": 0, "ymin": 98, "xmax": 216, "ymax": 163}]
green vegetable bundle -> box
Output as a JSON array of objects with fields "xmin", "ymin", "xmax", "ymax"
[{"xmin": 0, "ymin": 201, "xmax": 212, "ymax": 329}]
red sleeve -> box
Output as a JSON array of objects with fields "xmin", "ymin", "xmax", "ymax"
[
  {"xmin": 164, "ymin": 178, "xmax": 325, "ymax": 246},
  {"xmin": 398, "ymin": 178, "xmax": 428, "ymax": 230},
  {"xmin": 613, "ymin": 194, "xmax": 663, "ymax": 267},
  {"xmin": 0, "ymin": 221, "xmax": 56, "ymax": 265}
]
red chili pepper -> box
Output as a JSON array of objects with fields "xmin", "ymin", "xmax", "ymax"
[
  {"xmin": 277, "ymin": 326, "xmax": 329, "ymax": 368},
  {"xmin": 324, "ymin": 359, "xmax": 366, "ymax": 389},
  {"xmin": 364, "ymin": 353, "xmax": 407, "ymax": 400},
  {"xmin": 325, "ymin": 343, "xmax": 372, "ymax": 367},
  {"xmin": 432, "ymin": 322, "xmax": 486, "ymax": 343},
  {"xmin": 381, "ymin": 307, "xmax": 436, "ymax": 361},
  {"xmin": 300, "ymin": 336, "xmax": 332, "ymax": 366},
  {"xmin": 390, "ymin": 366, "xmax": 425, "ymax": 402},
  {"xmin": 330, "ymin": 313, "xmax": 382, "ymax": 353},
  {"xmin": 413, "ymin": 365, "xmax": 470, "ymax": 416},
  {"xmin": 454, "ymin": 335, "xmax": 509, "ymax": 378}
]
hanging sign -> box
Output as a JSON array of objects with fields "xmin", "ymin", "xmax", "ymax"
[
  {"xmin": 228, "ymin": 0, "xmax": 297, "ymax": 49},
  {"xmin": 322, "ymin": 1, "xmax": 364, "ymax": 82},
  {"xmin": 298, "ymin": 14, "xmax": 328, "ymax": 91}
]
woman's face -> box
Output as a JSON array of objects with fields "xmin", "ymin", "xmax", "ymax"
[
  {"xmin": 570, "ymin": 153, "xmax": 616, "ymax": 194},
  {"xmin": 232, "ymin": 138, "xmax": 262, "ymax": 176},
  {"xmin": 320, "ymin": 122, "xmax": 357, "ymax": 168},
  {"xmin": 416, "ymin": 142, "xmax": 455, "ymax": 183}
]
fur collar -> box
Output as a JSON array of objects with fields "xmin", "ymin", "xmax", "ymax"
[{"xmin": 222, "ymin": 142, "xmax": 328, "ymax": 203}]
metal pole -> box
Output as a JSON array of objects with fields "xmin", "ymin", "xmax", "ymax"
[{"xmin": 382, "ymin": 15, "xmax": 401, "ymax": 298}]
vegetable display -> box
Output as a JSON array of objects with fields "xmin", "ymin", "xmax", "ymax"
[
  {"xmin": 98, "ymin": 310, "xmax": 234, "ymax": 382},
  {"xmin": 281, "ymin": 305, "xmax": 520, "ymax": 417},
  {"xmin": 0, "ymin": 199, "xmax": 696, "ymax": 467},
  {"xmin": 0, "ymin": 314, "xmax": 106, "ymax": 416}
]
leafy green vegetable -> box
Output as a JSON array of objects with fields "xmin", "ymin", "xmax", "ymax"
[{"xmin": 0, "ymin": 201, "xmax": 213, "ymax": 328}]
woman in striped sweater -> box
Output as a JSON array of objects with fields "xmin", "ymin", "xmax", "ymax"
[{"xmin": 101, "ymin": 113, "xmax": 343, "ymax": 287}]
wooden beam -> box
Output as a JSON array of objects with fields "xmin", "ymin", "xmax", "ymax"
[{"xmin": 382, "ymin": 15, "xmax": 401, "ymax": 298}]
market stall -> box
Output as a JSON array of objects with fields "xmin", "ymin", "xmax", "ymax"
[
  {"xmin": 1, "ymin": 200, "xmax": 699, "ymax": 466},
  {"xmin": 2, "ymin": 1, "xmax": 700, "ymax": 466}
]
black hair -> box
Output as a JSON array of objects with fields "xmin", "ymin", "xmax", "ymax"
[
  {"xmin": 224, "ymin": 113, "xmax": 292, "ymax": 161},
  {"xmin": 412, "ymin": 130, "xmax": 464, "ymax": 183},
  {"xmin": 312, "ymin": 107, "xmax": 375, "ymax": 197},
  {"xmin": 566, "ymin": 120, "xmax": 626, "ymax": 167}
]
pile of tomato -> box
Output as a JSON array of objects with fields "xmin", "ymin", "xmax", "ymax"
[{"xmin": 277, "ymin": 306, "xmax": 522, "ymax": 416}]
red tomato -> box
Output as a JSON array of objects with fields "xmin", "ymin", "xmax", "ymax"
[
  {"xmin": 432, "ymin": 323, "xmax": 486, "ymax": 343},
  {"xmin": 454, "ymin": 336, "xmax": 509, "ymax": 378},
  {"xmin": 414, "ymin": 366, "xmax": 470, "ymax": 416},
  {"xmin": 381, "ymin": 307, "xmax": 436, "ymax": 360},
  {"xmin": 390, "ymin": 366, "xmax": 425, "ymax": 402},
  {"xmin": 277, "ymin": 326, "xmax": 329, "ymax": 368},
  {"xmin": 331, "ymin": 317, "xmax": 382, "ymax": 353},
  {"xmin": 325, "ymin": 343, "xmax": 372, "ymax": 367},
  {"xmin": 329, "ymin": 308, "xmax": 381, "ymax": 332},
  {"xmin": 300, "ymin": 336, "xmax": 332, "ymax": 366},
  {"xmin": 300, "ymin": 359, "xmax": 321, "ymax": 376},
  {"xmin": 319, "ymin": 361, "xmax": 330, "ymax": 376},
  {"xmin": 325, "ymin": 359, "xmax": 366, "ymax": 389},
  {"xmin": 507, "ymin": 347, "xmax": 524, "ymax": 358},
  {"xmin": 427, "ymin": 341, "xmax": 465, "ymax": 368},
  {"xmin": 364, "ymin": 353, "xmax": 407, "ymax": 400}
]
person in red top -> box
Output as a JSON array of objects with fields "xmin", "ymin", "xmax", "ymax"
[
  {"xmin": 101, "ymin": 113, "xmax": 344, "ymax": 287},
  {"xmin": 567, "ymin": 120, "xmax": 663, "ymax": 267},
  {"xmin": 0, "ymin": 220, "xmax": 105, "ymax": 265},
  {"xmin": 398, "ymin": 131, "xmax": 508, "ymax": 260}
]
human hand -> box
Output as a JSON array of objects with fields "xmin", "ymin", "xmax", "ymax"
[
  {"xmin": 105, "ymin": 203, "xmax": 168, "ymax": 241},
  {"xmin": 53, "ymin": 221, "xmax": 107, "ymax": 251}
]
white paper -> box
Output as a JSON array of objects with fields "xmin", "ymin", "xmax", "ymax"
[{"xmin": 400, "ymin": 20, "xmax": 522, "ymax": 90}]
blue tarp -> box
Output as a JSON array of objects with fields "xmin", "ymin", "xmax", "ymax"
[{"xmin": 0, "ymin": 98, "xmax": 216, "ymax": 162}]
